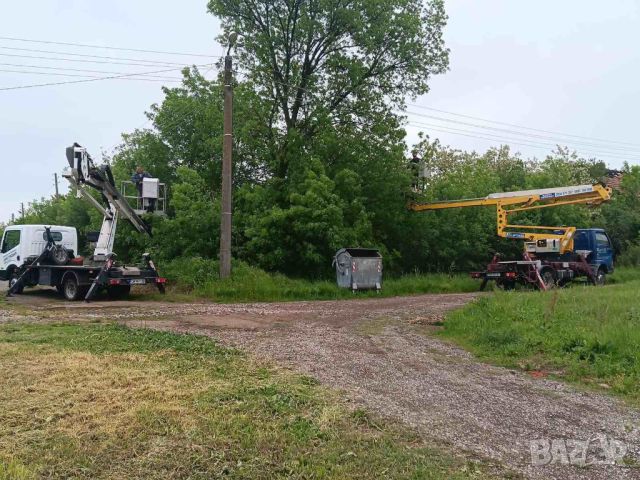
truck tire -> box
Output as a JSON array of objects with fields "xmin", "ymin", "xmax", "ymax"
[
  {"xmin": 61, "ymin": 275, "xmax": 85, "ymax": 301},
  {"xmin": 595, "ymin": 268, "xmax": 607, "ymax": 286},
  {"xmin": 107, "ymin": 285, "xmax": 131, "ymax": 300},
  {"xmin": 9, "ymin": 272, "xmax": 24, "ymax": 294},
  {"xmin": 497, "ymin": 280, "xmax": 515, "ymax": 291},
  {"xmin": 50, "ymin": 245, "xmax": 70, "ymax": 266}
]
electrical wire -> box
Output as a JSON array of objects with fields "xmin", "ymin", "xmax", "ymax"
[
  {"xmin": 0, "ymin": 62, "xmax": 183, "ymax": 80},
  {"xmin": 0, "ymin": 36, "xmax": 220, "ymax": 58},
  {"xmin": 253, "ymin": 76, "xmax": 640, "ymax": 155},
  {"xmin": 406, "ymin": 121, "xmax": 639, "ymax": 162},
  {"xmin": 0, "ymin": 64, "xmax": 214, "ymax": 91},
  {"xmin": 0, "ymin": 52, "xmax": 195, "ymax": 68},
  {"xmin": 403, "ymin": 109, "xmax": 640, "ymax": 155},
  {"xmin": 1, "ymin": 40, "xmax": 634, "ymax": 160},
  {"xmin": 0, "ymin": 69, "xmax": 181, "ymax": 83},
  {"xmin": 407, "ymin": 102, "xmax": 640, "ymax": 148},
  {"xmin": 251, "ymin": 75, "xmax": 640, "ymax": 160},
  {"xmin": 0, "ymin": 46, "xmax": 194, "ymax": 66}
]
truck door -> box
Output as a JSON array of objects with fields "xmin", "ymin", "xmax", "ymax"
[
  {"xmin": 595, "ymin": 232, "xmax": 614, "ymax": 272},
  {"xmin": 0, "ymin": 229, "xmax": 22, "ymax": 274}
]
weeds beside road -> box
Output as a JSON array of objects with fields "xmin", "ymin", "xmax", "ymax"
[
  {"xmin": 441, "ymin": 267, "xmax": 640, "ymax": 403},
  {"xmin": 154, "ymin": 257, "xmax": 478, "ymax": 303}
]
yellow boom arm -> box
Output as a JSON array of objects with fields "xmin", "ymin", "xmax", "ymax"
[{"xmin": 409, "ymin": 184, "xmax": 612, "ymax": 254}]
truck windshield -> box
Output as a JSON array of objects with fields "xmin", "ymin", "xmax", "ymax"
[
  {"xmin": 596, "ymin": 232, "xmax": 610, "ymax": 248},
  {"xmin": 1, "ymin": 230, "xmax": 20, "ymax": 253},
  {"xmin": 42, "ymin": 231, "xmax": 63, "ymax": 242}
]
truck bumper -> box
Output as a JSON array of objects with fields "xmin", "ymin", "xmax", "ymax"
[
  {"xmin": 470, "ymin": 271, "xmax": 518, "ymax": 282},
  {"xmin": 106, "ymin": 276, "xmax": 166, "ymax": 287}
]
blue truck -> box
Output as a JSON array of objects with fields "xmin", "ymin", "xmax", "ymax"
[
  {"xmin": 472, "ymin": 228, "xmax": 615, "ymax": 290},
  {"xmin": 410, "ymin": 184, "xmax": 615, "ymax": 290}
]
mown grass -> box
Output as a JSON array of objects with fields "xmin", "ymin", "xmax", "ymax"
[
  {"xmin": 0, "ymin": 323, "xmax": 506, "ymax": 480},
  {"xmin": 440, "ymin": 267, "xmax": 640, "ymax": 403},
  {"xmin": 146, "ymin": 257, "xmax": 478, "ymax": 303}
]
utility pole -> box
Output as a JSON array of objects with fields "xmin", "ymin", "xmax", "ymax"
[
  {"xmin": 219, "ymin": 32, "xmax": 238, "ymax": 279},
  {"xmin": 54, "ymin": 172, "xmax": 60, "ymax": 198},
  {"xmin": 20, "ymin": 202, "xmax": 24, "ymax": 219}
]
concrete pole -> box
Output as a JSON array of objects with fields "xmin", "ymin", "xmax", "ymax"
[
  {"xmin": 54, "ymin": 172, "xmax": 60, "ymax": 198},
  {"xmin": 219, "ymin": 54, "xmax": 233, "ymax": 278}
]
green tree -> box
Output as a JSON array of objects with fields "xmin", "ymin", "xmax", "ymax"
[
  {"xmin": 598, "ymin": 165, "xmax": 640, "ymax": 253},
  {"xmin": 209, "ymin": 0, "xmax": 449, "ymax": 179},
  {"xmin": 201, "ymin": 0, "xmax": 449, "ymax": 273}
]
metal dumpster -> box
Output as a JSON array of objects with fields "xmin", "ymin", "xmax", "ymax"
[{"xmin": 333, "ymin": 248, "xmax": 382, "ymax": 291}]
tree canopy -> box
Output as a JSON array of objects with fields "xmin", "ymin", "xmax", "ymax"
[{"xmin": 10, "ymin": 1, "xmax": 640, "ymax": 276}]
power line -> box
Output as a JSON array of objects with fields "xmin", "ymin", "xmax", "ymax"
[
  {"xmin": 0, "ymin": 36, "xmax": 221, "ymax": 58},
  {"xmin": 240, "ymin": 76, "xmax": 640, "ymax": 156},
  {"xmin": 406, "ymin": 122, "xmax": 560, "ymax": 150},
  {"xmin": 0, "ymin": 68, "xmax": 180, "ymax": 83},
  {"xmin": 403, "ymin": 109, "xmax": 640, "ymax": 155},
  {"xmin": 406, "ymin": 121, "xmax": 640, "ymax": 160},
  {"xmin": 0, "ymin": 62, "xmax": 183, "ymax": 80},
  {"xmin": 407, "ymin": 103, "xmax": 640, "ymax": 148},
  {"xmin": 259, "ymin": 73, "xmax": 640, "ymax": 158},
  {"xmin": 406, "ymin": 121, "xmax": 639, "ymax": 162},
  {"xmin": 0, "ymin": 64, "xmax": 213, "ymax": 91},
  {"xmin": 0, "ymin": 52, "xmax": 194, "ymax": 68},
  {"xmin": 0, "ymin": 45, "xmax": 196, "ymax": 66}
]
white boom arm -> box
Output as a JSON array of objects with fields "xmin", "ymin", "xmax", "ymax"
[{"xmin": 63, "ymin": 143, "xmax": 152, "ymax": 261}]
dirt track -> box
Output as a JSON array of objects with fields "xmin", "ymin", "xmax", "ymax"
[{"xmin": 2, "ymin": 286, "xmax": 639, "ymax": 480}]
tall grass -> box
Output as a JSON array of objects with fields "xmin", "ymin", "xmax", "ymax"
[
  {"xmin": 157, "ymin": 257, "xmax": 478, "ymax": 303},
  {"xmin": 0, "ymin": 323, "xmax": 501, "ymax": 479},
  {"xmin": 441, "ymin": 269, "xmax": 640, "ymax": 402},
  {"xmin": 616, "ymin": 243, "xmax": 640, "ymax": 267}
]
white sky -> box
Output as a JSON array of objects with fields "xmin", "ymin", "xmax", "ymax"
[{"xmin": 1, "ymin": 1, "xmax": 639, "ymax": 223}]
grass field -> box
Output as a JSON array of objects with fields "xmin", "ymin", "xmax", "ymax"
[
  {"xmin": 150, "ymin": 257, "xmax": 478, "ymax": 303},
  {"xmin": 440, "ymin": 267, "xmax": 640, "ymax": 403},
  {"xmin": 0, "ymin": 323, "xmax": 502, "ymax": 480}
]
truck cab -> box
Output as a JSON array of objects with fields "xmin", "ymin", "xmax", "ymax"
[
  {"xmin": 573, "ymin": 228, "xmax": 614, "ymax": 275},
  {"xmin": 0, "ymin": 225, "xmax": 77, "ymax": 281}
]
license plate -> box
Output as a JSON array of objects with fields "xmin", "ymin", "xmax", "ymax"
[
  {"xmin": 486, "ymin": 273, "xmax": 502, "ymax": 278},
  {"xmin": 129, "ymin": 279, "xmax": 146, "ymax": 285}
]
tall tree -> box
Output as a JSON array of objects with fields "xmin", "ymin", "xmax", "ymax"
[{"xmin": 208, "ymin": 0, "xmax": 449, "ymax": 178}]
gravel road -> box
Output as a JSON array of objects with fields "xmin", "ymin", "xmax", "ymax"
[{"xmin": 2, "ymin": 287, "xmax": 639, "ymax": 479}]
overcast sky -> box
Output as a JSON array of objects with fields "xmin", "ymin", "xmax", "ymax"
[{"xmin": 1, "ymin": 1, "xmax": 639, "ymax": 223}]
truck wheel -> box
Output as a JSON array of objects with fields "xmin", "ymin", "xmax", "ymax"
[
  {"xmin": 595, "ymin": 268, "xmax": 607, "ymax": 286},
  {"xmin": 540, "ymin": 269, "xmax": 556, "ymax": 290},
  {"xmin": 9, "ymin": 272, "xmax": 24, "ymax": 294},
  {"xmin": 62, "ymin": 275, "xmax": 83, "ymax": 301},
  {"xmin": 107, "ymin": 285, "xmax": 131, "ymax": 300},
  {"xmin": 50, "ymin": 245, "xmax": 70, "ymax": 266},
  {"xmin": 497, "ymin": 280, "xmax": 515, "ymax": 291}
]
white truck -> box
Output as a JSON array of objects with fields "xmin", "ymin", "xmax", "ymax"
[{"xmin": 2, "ymin": 144, "xmax": 166, "ymax": 301}]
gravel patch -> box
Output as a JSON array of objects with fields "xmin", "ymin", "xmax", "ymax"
[{"xmin": 2, "ymin": 288, "xmax": 639, "ymax": 479}]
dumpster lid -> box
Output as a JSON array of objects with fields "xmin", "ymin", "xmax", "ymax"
[{"xmin": 336, "ymin": 248, "xmax": 381, "ymax": 258}]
